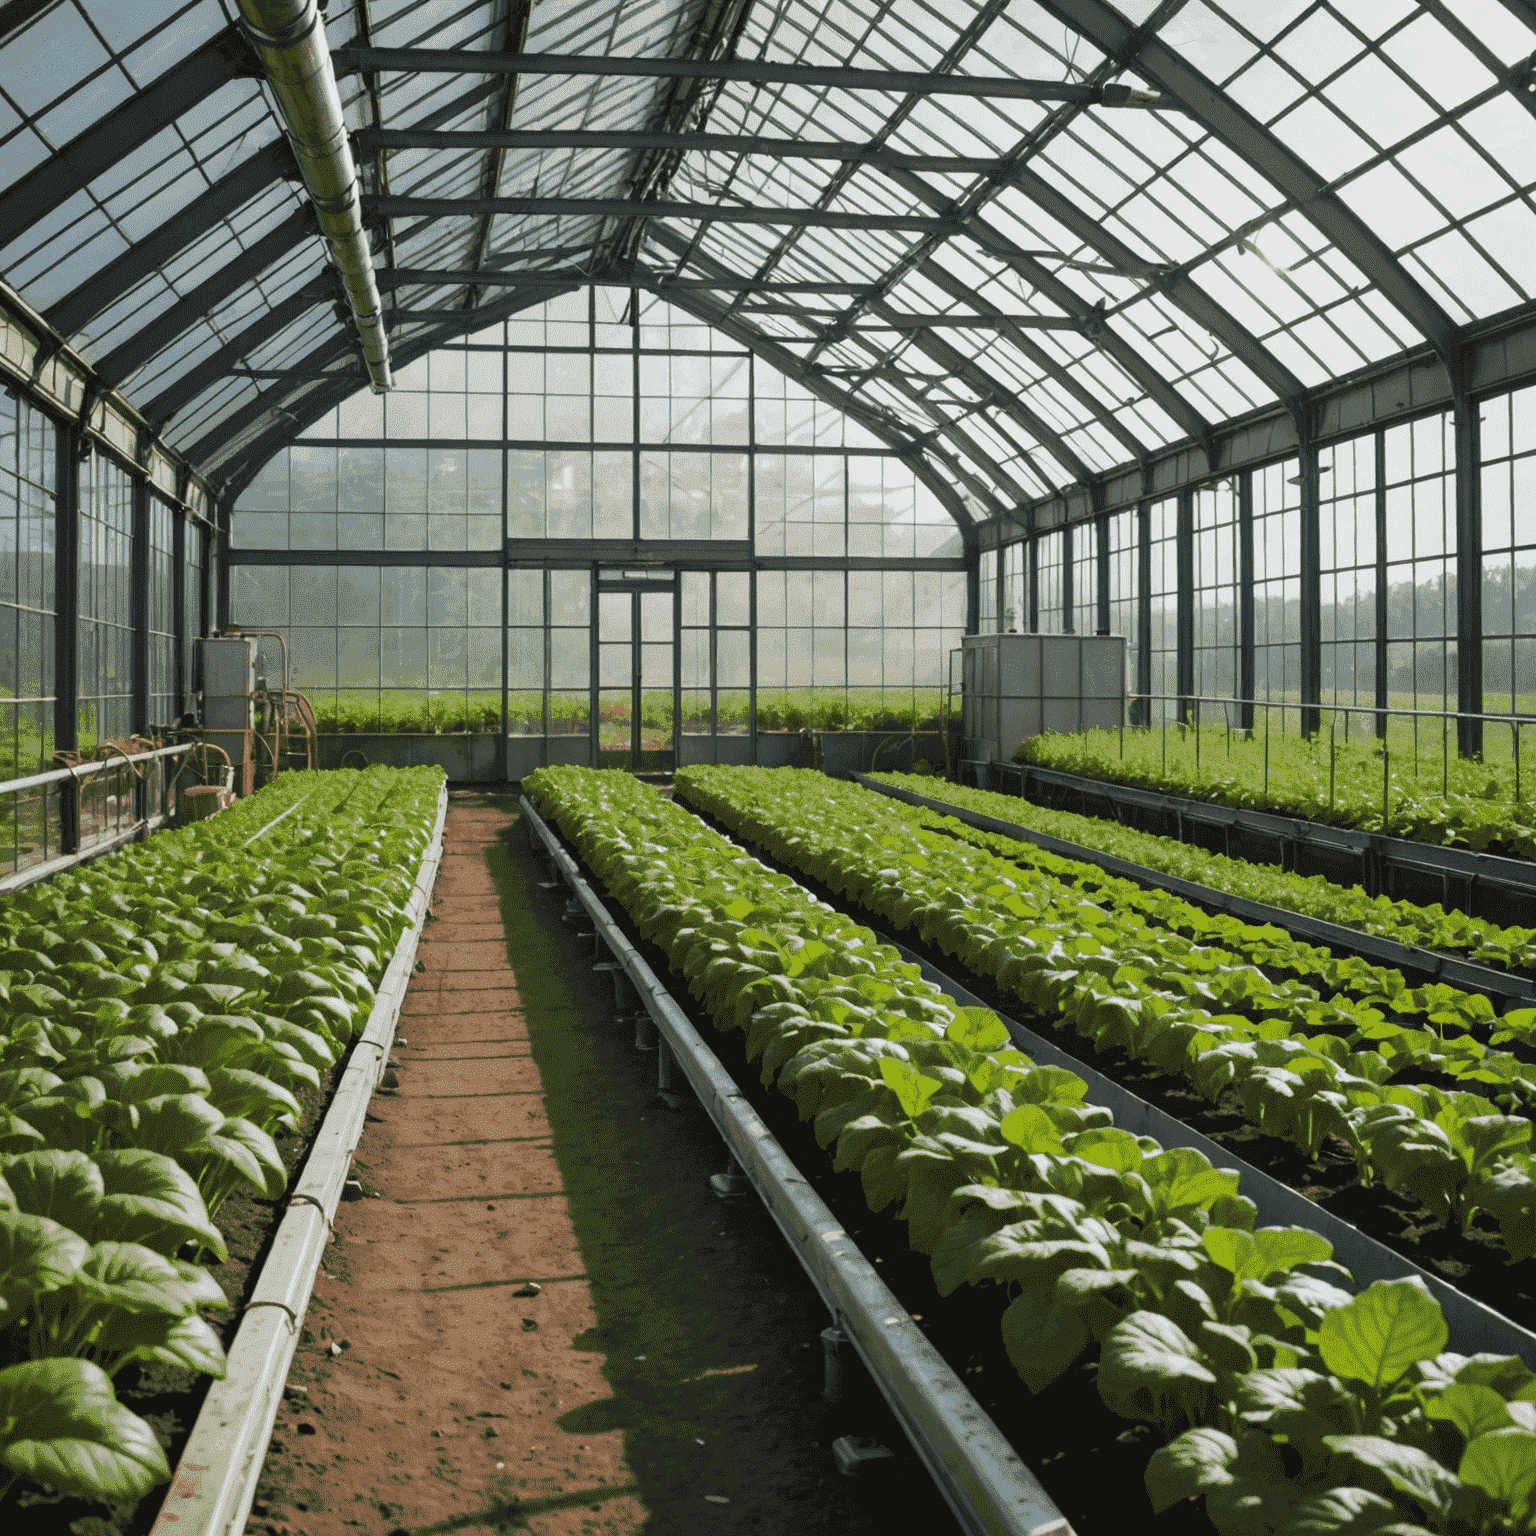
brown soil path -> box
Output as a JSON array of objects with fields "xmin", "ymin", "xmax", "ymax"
[{"xmin": 250, "ymin": 791, "xmax": 956, "ymax": 1536}]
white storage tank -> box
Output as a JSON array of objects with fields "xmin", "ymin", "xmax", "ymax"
[{"xmin": 960, "ymin": 633, "xmax": 1126, "ymax": 764}]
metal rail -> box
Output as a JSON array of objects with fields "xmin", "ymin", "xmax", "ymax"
[
  {"xmin": 520, "ymin": 793, "xmax": 1074, "ymax": 1536},
  {"xmin": 855, "ymin": 775, "xmax": 1536, "ymax": 1009},
  {"xmin": 886, "ymin": 930, "xmax": 1536, "ymax": 1367},
  {"xmin": 0, "ymin": 740, "xmax": 190, "ymax": 800},
  {"xmin": 149, "ymin": 783, "xmax": 447, "ymax": 1536}
]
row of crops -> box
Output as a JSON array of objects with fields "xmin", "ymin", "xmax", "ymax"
[
  {"xmin": 1017, "ymin": 726, "xmax": 1536, "ymax": 859},
  {"xmin": 868, "ymin": 773, "xmax": 1536, "ymax": 973},
  {"xmin": 0, "ymin": 766, "xmax": 441, "ymax": 1514},
  {"xmin": 526, "ymin": 763, "xmax": 1536, "ymax": 1535}
]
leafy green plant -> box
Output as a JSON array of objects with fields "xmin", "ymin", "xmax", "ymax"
[
  {"xmin": 871, "ymin": 772, "xmax": 1536, "ymax": 973},
  {"xmin": 0, "ymin": 765, "xmax": 442, "ymax": 1515},
  {"xmin": 530, "ymin": 765, "xmax": 1536, "ymax": 1536}
]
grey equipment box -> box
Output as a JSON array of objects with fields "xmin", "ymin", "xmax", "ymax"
[
  {"xmin": 200, "ymin": 636, "xmax": 256, "ymax": 731},
  {"xmin": 961, "ymin": 632, "xmax": 1126, "ymax": 764}
]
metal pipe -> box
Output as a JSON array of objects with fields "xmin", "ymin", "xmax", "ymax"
[{"xmin": 236, "ymin": 0, "xmax": 393, "ymax": 392}]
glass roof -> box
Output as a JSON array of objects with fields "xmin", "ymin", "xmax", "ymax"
[{"xmin": 0, "ymin": 0, "xmax": 1533, "ymax": 514}]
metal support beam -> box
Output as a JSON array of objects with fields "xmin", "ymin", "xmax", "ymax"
[
  {"xmin": 1454, "ymin": 382, "xmax": 1483, "ymax": 758},
  {"xmin": 356, "ymin": 126, "xmax": 1034, "ymax": 174},
  {"xmin": 55, "ymin": 428, "xmax": 79, "ymax": 853},
  {"xmin": 2, "ymin": 29, "xmax": 247, "ymax": 248},
  {"xmin": 1135, "ymin": 481, "xmax": 1152, "ymax": 726},
  {"xmin": 1374, "ymin": 429, "xmax": 1389, "ymax": 741},
  {"xmin": 1238, "ymin": 469, "xmax": 1254, "ymax": 733},
  {"xmin": 45, "ymin": 141, "xmax": 296, "ymax": 337},
  {"xmin": 130, "ymin": 474, "xmax": 148, "ymax": 737},
  {"xmin": 332, "ymin": 46, "xmax": 1179, "ymax": 105},
  {"xmin": 1095, "ymin": 508, "xmax": 1110, "ymax": 637},
  {"xmin": 1296, "ymin": 418, "xmax": 1323, "ymax": 740},
  {"xmin": 1176, "ymin": 488, "xmax": 1194, "ymax": 725},
  {"xmin": 1001, "ymin": 159, "xmax": 1309, "ymax": 414},
  {"xmin": 95, "ymin": 209, "xmax": 320, "ymax": 388},
  {"xmin": 141, "ymin": 287, "xmax": 330, "ymax": 429},
  {"xmin": 370, "ymin": 195, "xmax": 956, "ymax": 232},
  {"xmin": 1034, "ymin": 0, "xmax": 1462, "ymax": 372},
  {"xmin": 1061, "ymin": 520, "xmax": 1074, "ymax": 633}
]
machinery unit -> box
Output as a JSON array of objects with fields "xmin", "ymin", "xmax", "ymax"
[
  {"xmin": 961, "ymin": 632, "xmax": 1126, "ymax": 765},
  {"xmin": 199, "ymin": 635, "xmax": 258, "ymax": 796}
]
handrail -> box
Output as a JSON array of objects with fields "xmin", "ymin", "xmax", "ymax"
[
  {"xmin": 0, "ymin": 741, "xmax": 191, "ymax": 800},
  {"xmin": 1124, "ymin": 691, "xmax": 1536, "ymax": 729}
]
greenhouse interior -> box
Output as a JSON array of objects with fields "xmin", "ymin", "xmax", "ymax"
[{"xmin": 12, "ymin": 1, "xmax": 1536, "ymax": 1534}]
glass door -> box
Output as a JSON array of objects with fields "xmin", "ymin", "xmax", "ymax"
[{"xmin": 596, "ymin": 572, "xmax": 675, "ymax": 769}]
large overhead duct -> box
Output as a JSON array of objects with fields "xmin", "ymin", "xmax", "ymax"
[{"xmin": 236, "ymin": 0, "xmax": 393, "ymax": 393}]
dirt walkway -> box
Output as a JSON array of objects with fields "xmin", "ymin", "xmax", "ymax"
[{"xmin": 250, "ymin": 792, "xmax": 949, "ymax": 1536}]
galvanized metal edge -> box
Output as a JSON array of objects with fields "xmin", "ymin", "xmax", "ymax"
[
  {"xmin": 1013, "ymin": 761, "xmax": 1536, "ymax": 892},
  {"xmin": 828, "ymin": 881, "xmax": 1536, "ymax": 1369},
  {"xmin": 0, "ymin": 813, "xmax": 169, "ymax": 897},
  {"xmin": 149, "ymin": 780, "xmax": 448, "ymax": 1536},
  {"xmin": 854, "ymin": 774, "xmax": 1536, "ymax": 1007},
  {"xmin": 519, "ymin": 792, "xmax": 1075, "ymax": 1536}
]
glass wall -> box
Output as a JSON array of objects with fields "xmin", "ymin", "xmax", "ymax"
[
  {"xmin": 1036, "ymin": 529, "xmax": 1063, "ymax": 633},
  {"xmin": 1384, "ymin": 412, "xmax": 1456, "ymax": 714},
  {"xmin": 1192, "ymin": 482, "xmax": 1239, "ymax": 705},
  {"xmin": 1107, "ymin": 508, "xmax": 1138, "ymax": 687},
  {"xmin": 147, "ymin": 497, "xmax": 176, "ymax": 728},
  {"xmin": 1253, "ymin": 461, "xmax": 1302, "ymax": 714},
  {"xmin": 1482, "ymin": 383, "xmax": 1536, "ymax": 716},
  {"xmin": 1148, "ymin": 497, "xmax": 1178, "ymax": 720},
  {"xmin": 1072, "ymin": 523, "xmax": 1096, "ymax": 638},
  {"xmin": 77, "ymin": 449, "xmax": 134, "ymax": 749},
  {"xmin": 1320, "ymin": 434, "xmax": 1378, "ymax": 716},
  {"xmin": 0, "ymin": 392, "xmax": 58, "ymax": 871},
  {"xmin": 230, "ymin": 565, "xmax": 502, "ymax": 733},
  {"xmin": 1001, "ymin": 541, "xmax": 1024, "ymax": 633}
]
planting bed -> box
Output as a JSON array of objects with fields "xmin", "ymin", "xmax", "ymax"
[
  {"xmin": 0, "ymin": 766, "xmax": 444, "ymax": 1535},
  {"xmin": 530, "ymin": 765, "xmax": 1536, "ymax": 1536}
]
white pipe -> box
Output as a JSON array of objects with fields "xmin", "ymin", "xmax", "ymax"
[{"xmin": 236, "ymin": 0, "xmax": 393, "ymax": 392}]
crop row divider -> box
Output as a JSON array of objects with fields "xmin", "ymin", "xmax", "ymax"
[
  {"xmin": 857, "ymin": 774, "xmax": 1536, "ymax": 1012},
  {"xmin": 149, "ymin": 780, "xmax": 448, "ymax": 1536},
  {"xmin": 519, "ymin": 791, "xmax": 1075, "ymax": 1536},
  {"xmin": 711, "ymin": 777, "xmax": 1536, "ymax": 1368}
]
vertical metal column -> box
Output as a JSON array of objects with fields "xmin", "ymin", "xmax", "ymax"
[
  {"xmin": 56, "ymin": 429, "xmax": 80, "ymax": 855},
  {"xmin": 131, "ymin": 474, "xmax": 149, "ymax": 739},
  {"xmin": 1095, "ymin": 508, "xmax": 1110, "ymax": 637},
  {"xmin": 172, "ymin": 511, "xmax": 187, "ymax": 718},
  {"xmin": 1175, "ymin": 488, "xmax": 1194, "ymax": 725},
  {"xmin": 1061, "ymin": 520, "xmax": 1074, "ymax": 634},
  {"xmin": 1135, "ymin": 488, "xmax": 1152, "ymax": 727},
  {"xmin": 1297, "ymin": 419, "xmax": 1322, "ymax": 740},
  {"xmin": 963, "ymin": 538, "xmax": 981, "ymax": 636},
  {"xmin": 1453, "ymin": 381, "xmax": 1483, "ymax": 758},
  {"xmin": 215, "ymin": 510, "xmax": 230, "ymax": 630},
  {"xmin": 1238, "ymin": 470, "xmax": 1255, "ymax": 733},
  {"xmin": 1374, "ymin": 429, "xmax": 1389, "ymax": 740},
  {"xmin": 1026, "ymin": 532, "xmax": 1038, "ymax": 633}
]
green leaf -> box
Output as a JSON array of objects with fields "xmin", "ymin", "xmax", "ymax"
[
  {"xmin": 1066, "ymin": 1127, "xmax": 1143, "ymax": 1172},
  {"xmin": 0, "ymin": 1357, "xmax": 171, "ymax": 1500},
  {"xmin": 1271, "ymin": 1487, "xmax": 1402, "ymax": 1536},
  {"xmin": 1142, "ymin": 1147, "xmax": 1242, "ymax": 1213},
  {"xmin": 1317, "ymin": 1280, "xmax": 1449, "ymax": 1393},
  {"xmin": 999, "ymin": 1103, "xmax": 1064, "ymax": 1154},
  {"xmin": 69, "ymin": 1242, "xmax": 211, "ymax": 1316},
  {"xmin": 1459, "ymin": 1428, "xmax": 1536, "ymax": 1518},
  {"xmin": 1323, "ymin": 1436, "xmax": 1460, "ymax": 1517},
  {"xmin": 877, "ymin": 1057, "xmax": 941, "ymax": 1119},
  {"xmin": 2, "ymin": 1149, "xmax": 104, "ymax": 1234},
  {"xmin": 1425, "ymin": 1383, "xmax": 1514, "ymax": 1444},
  {"xmin": 999, "ymin": 1286, "xmax": 1091, "ymax": 1394},
  {"xmin": 944, "ymin": 1007, "xmax": 1010, "ymax": 1054},
  {"xmin": 93, "ymin": 1309, "xmax": 227, "ymax": 1379},
  {"xmin": 0, "ymin": 1209, "xmax": 89, "ymax": 1318},
  {"xmin": 1145, "ymin": 1426, "xmax": 1238, "ymax": 1513},
  {"xmin": 91, "ymin": 1150, "xmax": 227, "ymax": 1263},
  {"xmin": 1097, "ymin": 1310, "xmax": 1217, "ymax": 1427}
]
